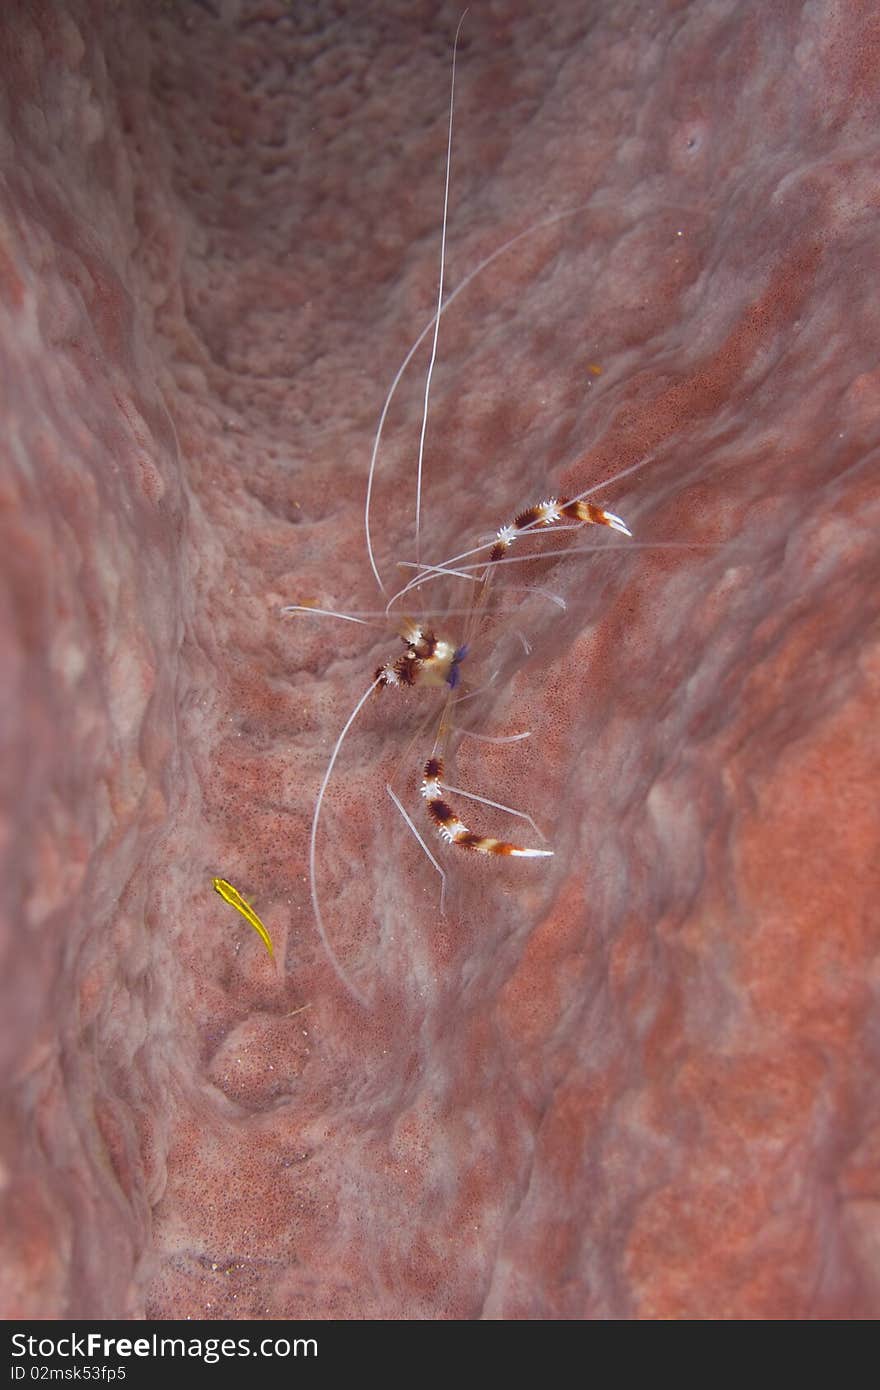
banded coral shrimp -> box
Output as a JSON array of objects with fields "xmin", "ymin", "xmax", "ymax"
[{"xmin": 277, "ymin": 17, "xmax": 695, "ymax": 1010}]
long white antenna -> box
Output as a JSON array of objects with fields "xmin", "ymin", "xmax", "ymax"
[{"xmin": 414, "ymin": 11, "xmax": 467, "ymax": 566}]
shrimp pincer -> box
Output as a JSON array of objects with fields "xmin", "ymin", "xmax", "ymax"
[
  {"xmin": 421, "ymin": 757, "xmax": 553, "ymax": 859},
  {"xmin": 490, "ymin": 496, "xmax": 632, "ymax": 561}
]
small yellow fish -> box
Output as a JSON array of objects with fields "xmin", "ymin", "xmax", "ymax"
[{"xmin": 212, "ymin": 877, "xmax": 274, "ymax": 959}]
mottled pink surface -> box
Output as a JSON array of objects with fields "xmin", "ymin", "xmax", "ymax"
[{"xmin": 1, "ymin": 0, "xmax": 879, "ymax": 1320}]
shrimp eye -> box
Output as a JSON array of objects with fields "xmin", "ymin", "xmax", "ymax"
[{"xmin": 446, "ymin": 644, "xmax": 469, "ymax": 688}]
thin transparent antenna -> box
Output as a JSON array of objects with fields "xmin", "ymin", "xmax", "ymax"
[{"xmin": 281, "ymin": 605, "xmax": 375, "ymax": 626}]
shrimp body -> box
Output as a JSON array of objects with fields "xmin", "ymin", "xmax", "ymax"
[
  {"xmin": 375, "ymin": 619, "xmax": 467, "ymax": 690},
  {"xmin": 212, "ymin": 877, "xmax": 275, "ymax": 959}
]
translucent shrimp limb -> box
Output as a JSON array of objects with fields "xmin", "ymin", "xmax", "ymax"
[
  {"xmin": 421, "ymin": 757, "xmax": 553, "ymax": 858},
  {"xmin": 308, "ymin": 679, "xmax": 382, "ymax": 1008},
  {"xmin": 489, "ymin": 497, "xmax": 631, "ymax": 563},
  {"xmin": 212, "ymin": 877, "xmax": 275, "ymax": 959},
  {"xmin": 386, "ymin": 784, "xmax": 448, "ymax": 916},
  {"xmin": 460, "ymin": 728, "xmax": 532, "ymax": 744},
  {"xmin": 280, "ymin": 605, "xmax": 375, "ymax": 627},
  {"xmin": 437, "ymin": 537, "xmax": 744, "ymax": 580}
]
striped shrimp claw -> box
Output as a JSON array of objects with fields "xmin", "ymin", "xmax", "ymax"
[
  {"xmin": 490, "ymin": 496, "xmax": 632, "ymax": 563},
  {"xmin": 421, "ymin": 757, "xmax": 553, "ymax": 859}
]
